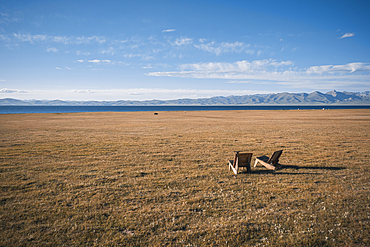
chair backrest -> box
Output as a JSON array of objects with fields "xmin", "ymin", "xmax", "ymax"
[
  {"xmin": 237, "ymin": 152, "xmax": 253, "ymax": 167},
  {"xmin": 267, "ymin": 150, "xmax": 283, "ymax": 165}
]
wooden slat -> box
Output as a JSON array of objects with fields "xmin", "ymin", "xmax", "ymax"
[
  {"xmin": 267, "ymin": 150, "xmax": 283, "ymax": 165},
  {"xmin": 254, "ymin": 158, "xmax": 276, "ymax": 170},
  {"xmin": 227, "ymin": 152, "xmax": 252, "ymax": 174}
]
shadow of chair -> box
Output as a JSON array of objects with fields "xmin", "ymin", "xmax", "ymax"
[
  {"xmin": 254, "ymin": 150, "xmax": 283, "ymax": 171},
  {"xmin": 228, "ymin": 151, "xmax": 253, "ymax": 175}
]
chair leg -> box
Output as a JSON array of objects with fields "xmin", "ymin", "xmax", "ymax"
[
  {"xmin": 228, "ymin": 161, "xmax": 233, "ymax": 171},
  {"xmin": 246, "ymin": 163, "xmax": 251, "ymax": 173},
  {"xmin": 254, "ymin": 159, "xmax": 259, "ymax": 167},
  {"xmin": 231, "ymin": 156, "xmax": 238, "ymax": 174}
]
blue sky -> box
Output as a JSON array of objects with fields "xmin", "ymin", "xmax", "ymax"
[{"xmin": 0, "ymin": 0, "xmax": 369, "ymax": 101}]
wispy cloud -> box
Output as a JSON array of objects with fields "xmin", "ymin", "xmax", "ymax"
[
  {"xmin": 47, "ymin": 47, "xmax": 58, "ymax": 52},
  {"xmin": 227, "ymin": 80, "xmax": 254, "ymax": 84},
  {"xmin": 179, "ymin": 59, "xmax": 293, "ymax": 72},
  {"xmin": 88, "ymin": 59, "xmax": 102, "ymax": 63},
  {"xmin": 194, "ymin": 41, "xmax": 254, "ymax": 55},
  {"xmin": 0, "ymin": 34, "xmax": 11, "ymax": 42},
  {"xmin": 72, "ymin": 89, "xmax": 94, "ymax": 94},
  {"xmin": 54, "ymin": 66, "xmax": 75, "ymax": 70},
  {"xmin": 11, "ymin": 33, "xmax": 107, "ymax": 45},
  {"xmin": 0, "ymin": 88, "xmax": 269, "ymax": 101},
  {"xmin": 100, "ymin": 47, "xmax": 115, "ymax": 55},
  {"xmin": 147, "ymin": 60, "xmax": 370, "ymax": 89},
  {"xmin": 13, "ymin": 33, "xmax": 47, "ymax": 43},
  {"xmin": 174, "ymin": 37, "xmax": 193, "ymax": 46},
  {"xmin": 3, "ymin": 32, "xmax": 261, "ymax": 62},
  {"xmin": 147, "ymin": 59, "xmax": 294, "ymax": 79},
  {"xmin": 0, "ymin": 88, "xmax": 18, "ymax": 93},
  {"xmin": 123, "ymin": 53, "xmax": 154, "ymax": 60},
  {"xmin": 306, "ymin": 62, "xmax": 370, "ymax": 74},
  {"xmin": 87, "ymin": 59, "xmax": 112, "ymax": 64},
  {"xmin": 162, "ymin": 29, "xmax": 175, "ymax": 33},
  {"xmin": 339, "ymin": 33, "xmax": 355, "ymax": 39},
  {"xmin": 0, "ymin": 12, "xmax": 22, "ymax": 23},
  {"xmin": 128, "ymin": 92, "xmax": 144, "ymax": 95},
  {"xmin": 76, "ymin": 50, "xmax": 91, "ymax": 56},
  {"xmin": 52, "ymin": 35, "xmax": 106, "ymax": 44},
  {"xmin": 0, "ymin": 88, "xmax": 27, "ymax": 93}
]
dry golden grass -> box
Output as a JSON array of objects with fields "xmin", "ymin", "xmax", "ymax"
[{"xmin": 0, "ymin": 109, "xmax": 369, "ymax": 246}]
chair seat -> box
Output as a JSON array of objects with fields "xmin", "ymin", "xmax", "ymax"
[{"xmin": 254, "ymin": 150, "xmax": 283, "ymax": 170}]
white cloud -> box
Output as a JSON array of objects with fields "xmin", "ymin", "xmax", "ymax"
[
  {"xmin": 227, "ymin": 80, "xmax": 254, "ymax": 84},
  {"xmin": 194, "ymin": 42, "xmax": 218, "ymax": 54},
  {"xmin": 124, "ymin": 53, "xmax": 140, "ymax": 59},
  {"xmin": 53, "ymin": 36, "xmax": 70, "ymax": 44},
  {"xmin": 53, "ymin": 35, "xmax": 106, "ymax": 44},
  {"xmin": 147, "ymin": 59, "xmax": 295, "ymax": 80},
  {"xmin": 162, "ymin": 29, "xmax": 176, "ymax": 33},
  {"xmin": 88, "ymin": 59, "xmax": 101, "ymax": 63},
  {"xmin": 142, "ymin": 64, "xmax": 152, "ymax": 69},
  {"xmin": 76, "ymin": 59, "xmax": 84, "ymax": 62},
  {"xmin": 55, "ymin": 67, "xmax": 62, "ymax": 70},
  {"xmin": 75, "ymin": 36, "xmax": 106, "ymax": 44},
  {"xmin": 86, "ymin": 59, "xmax": 112, "ymax": 64},
  {"xmin": 11, "ymin": 33, "xmax": 107, "ymax": 45},
  {"xmin": 194, "ymin": 41, "xmax": 253, "ymax": 55},
  {"xmin": 0, "ymin": 88, "xmax": 271, "ymax": 101},
  {"xmin": 72, "ymin": 89, "xmax": 94, "ymax": 94},
  {"xmin": 339, "ymin": 33, "xmax": 355, "ymax": 39},
  {"xmin": 177, "ymin": 59, "xmax": 293, "ymax": 73},
  {"xmin": 306, "ymin": 62, "xmax": 370, "ymax": 74},
  {"xmin": 123, "ymin": 53, "xmax": 154, "ymax": 60},
  {"xmin": 128, "ymin": 92, "xmax": 144, "ymax": 95},
  {"xmin": 0, "ymin": 88, "xmax": 27, "ymax": 93},
  {"xmin": 47, "ymin": 47, "xmax": 58, "ymax": 52},
  {"xmin": 0, "ymin": 88, "xmax": 17, "ymax": 93},
  {"xmin": 147, "ymin": 60, "xmax": 370, "ymax": 89},
  {"xmin": 100, "ymin": 47, "xmax": 115, "ymax": 55},
  {"xmin": 0, "ymin": 12, "xmax": 22, "ymax": 23},
  {"xmin": 76, "ymin": 50, "xmax": 91, "ymax": 56},
  {"xmin": 13, "ymin": 33, "xmax": 47, "ymax": 43},
  {"xmin": 0, "ymin": 34, "xmax": 11, "ymax": 42},
  {"xmin": 221, "ymin": 42, "xmax": 250, "ymax": 52},
  {"xmin": 174, "ymin": 37, "xmax": 193, "ymax": 46}
]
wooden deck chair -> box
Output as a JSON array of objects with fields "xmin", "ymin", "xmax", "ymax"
[
  {"xmin": 228, "ymin": 151, "xmax": 253, "ymax": 175},
  {"xmin": 254, "ymin": 150, "xmax": 283, "ymax": 170}
]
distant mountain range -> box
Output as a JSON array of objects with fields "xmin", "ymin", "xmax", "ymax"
[{"xmin": 1, "ymin": 90, "xmax": 370, "ymax": 106}]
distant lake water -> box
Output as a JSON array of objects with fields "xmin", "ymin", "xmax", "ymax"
[{"xmin": 0, "ymin": 105, "xmax": 369, "ymax": 114}]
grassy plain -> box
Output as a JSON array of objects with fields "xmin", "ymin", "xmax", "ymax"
[{"xmin": 0, "ymin": 109, "xmax": 369, "ymax": 246}]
